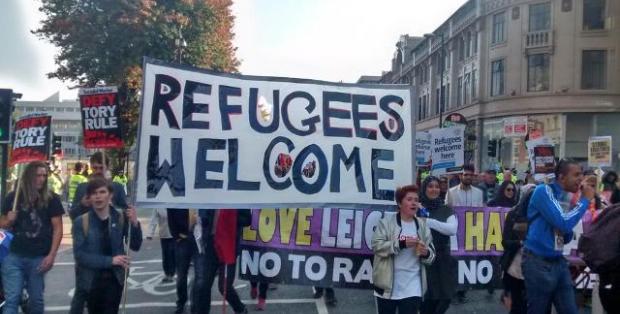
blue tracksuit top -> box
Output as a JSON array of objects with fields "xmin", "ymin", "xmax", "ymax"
[{"xmin": 524, "ymin": 183, "xmax": 589, "ymax": 258}]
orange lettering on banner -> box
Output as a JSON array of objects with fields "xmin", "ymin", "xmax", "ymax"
[
  {"xmin": 278, "ymin": 209, "xmax": 297, "ymax": 244},
  {"xmin": 465, "ymin": 211, "xmax": 485, "ymax": 251}
]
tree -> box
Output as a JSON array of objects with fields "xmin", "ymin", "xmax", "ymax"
[{"xmin": 34, "ymin": 0, "xmax": 239, "ymax": 172}]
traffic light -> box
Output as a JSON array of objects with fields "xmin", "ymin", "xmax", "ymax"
[
  {"xmin": 487, "ymin": 139, "xmax": 497, "ymax": 157},
  {"xmin": 0, "ymin": 89, "xmax": 13, "ymax": 143},
  {"xmin": 52, "ymin": 135, "xmax": 62, "ymax": 156}
]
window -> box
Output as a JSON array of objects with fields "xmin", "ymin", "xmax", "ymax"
[
  {"xmin": 491, "ymin": 59, "xmax": 505, "ymax": 96},
  {"xmin": 458, "ymin": 37, "xmax": 465, "ymax": 61},
  {"xmin": 583, "ymin": 0, "xmax": 605, "ymax": 30},
  {"xmin": 528, "ymin": 54, "xmax": 550, "ymax": 92},
  {"xmin": 472, "ymin": 32, "xmax": 478, "ymax": 55},
  {"xmin": 492, "ymin": 12, "xmax": 506, "ymax": 44},
  {"xmin": 456, "ymin": 76, "xmax": 463, "ymax": 106},
  {"xmin": 418, "ymin": 97, "xmax": 423, "ymax": 121},
  {"xmin": 464, "ymin": 73, "xmax": 471, "ymax": 105},
  {"xmin": 471, "ymin": 69, "xmax": 478, "ymax": 100},
  {"xmin": 445, "ymin": 83, "xmax": 450, "ymax": 109},
  {"xmin": 581, "ymin": 50, "xmax": 607, "ymax": 89},
  {"xmin": 465, "ymin": 33, "xmax": 471, "ymax": 58},
  {"xmin": 529, "ymin": 3, "xmax": 551, "ymax": 31},
  {"xmin": 435, "ymin": 88, "xmax": 441, "ymax": 115}
]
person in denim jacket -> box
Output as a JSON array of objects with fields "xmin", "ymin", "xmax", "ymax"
[{"xmin": 70, "ymin": 177, "xmax": 142, "ymax": 314}]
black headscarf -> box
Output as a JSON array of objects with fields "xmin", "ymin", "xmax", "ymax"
[
  {"xmin": 421, "ymin": 176, "xmax": 444, "ymax": 211},
  {"xmin": 488, "ymin": 181, "xmax": 518, "ymax": 208}
]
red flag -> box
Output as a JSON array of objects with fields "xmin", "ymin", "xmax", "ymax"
[{"xmin": 214, "ymin": 209, "xmax": 238, "ymax": 265}]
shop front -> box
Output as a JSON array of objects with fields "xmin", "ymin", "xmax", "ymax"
[{"xmin": 481, "ymin": 113, "xmax": 620, "ymax": 177}]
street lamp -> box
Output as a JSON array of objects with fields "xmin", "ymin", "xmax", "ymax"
[{"xmin": 424, "ymin": 33, "xmax": 445, "ymax": 128}]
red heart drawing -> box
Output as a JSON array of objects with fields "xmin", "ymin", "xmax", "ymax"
[{"xmin": 274, "ymin": 153, "xmax": 293, "ymax": 178}]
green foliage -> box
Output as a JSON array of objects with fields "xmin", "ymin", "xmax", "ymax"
[{"xmin": 34, "ymin": 0, "xmax": 240, "ymax": 170}]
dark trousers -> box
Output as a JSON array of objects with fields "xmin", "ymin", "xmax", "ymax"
[
  {"xmin": 420, "ymin": 298, "xmax": 451, "ymax": 314},
  {"xmin": 175, "ymin": 238, "xmax": 204, "ymax": 312},
  {"xmin": 376, "ymin": 296, "xmax": 421, "ymax": 314},
  {"xmin": 503, "ymin": 273, "xmax": 526, "ymax": 314},
  {"xmin": 599, "ymin": 272, "xmax": 620, "ymax": 314},
  {"xmin": 250, "ymin": 281, "xmax": 269, "ymax": 299},
  {"xmin": 194, "ymin": 241, "xmax": 245, "ymax": 314},
  {"xmin": 161, "ymin": 238, "xmax": 176, "ymax": 277},
  {"xmin": 86, "ymin": 272, "xmax": 123, "ymax": 314}
]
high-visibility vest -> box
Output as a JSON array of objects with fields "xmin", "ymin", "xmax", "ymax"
[
  {"xmin": 68, "ymin": 174, "xmax": 88, "ymax": 201},
  {"xmin": 48, "ymin": 174, "xmax": 64, "ymax": 195}
]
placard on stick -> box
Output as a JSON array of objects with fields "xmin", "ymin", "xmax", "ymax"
[
  {"xmin": 79, "ymin": 86, "xmax": 124, "ymax": 149},
  {"xmin": 9, "ymin": 115, "xmax": 52, "ymax": 167}
]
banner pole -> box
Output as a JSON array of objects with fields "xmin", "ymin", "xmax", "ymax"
[
  {"xmin": 121, "ymin": 220, "xmax": 131, "ymax": 314},
  {"xmin": 11, "ymin": 164, "xmax": 23, "ymax": 212}
]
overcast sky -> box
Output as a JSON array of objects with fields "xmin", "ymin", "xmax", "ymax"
[{"xmin": 0, "ymin": 0, "xmax": 465, "ymax": 101}]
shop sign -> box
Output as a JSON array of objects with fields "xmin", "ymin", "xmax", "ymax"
[
  {"xmin": 588, "ymin": 136, "xmax": 612, "ymax": 168},
  {"xmin": 503, "ymin": 116, "xmax": 528, "ymax": 137}
]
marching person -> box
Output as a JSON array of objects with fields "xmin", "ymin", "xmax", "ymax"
[
  {"xmin": 444, "ymin": 164, "xmax": 483, "ymax": 303},
  {"xmin": 312, "ymin": 286, "xmax": 337, "ymax": 306},
  {"xmin": 70, "ymin": 152, "xmax": 128, "ymax": 220},
  {"xmin": 522, "ymin": 159, "xmax": 594, "ymax": 314},
  {"xmin": 147, "ymin": 208, "xmax": 175, "ymax": 283},
  {"xmin": 488, "ymin": 181, "xmax": 518, "ymax": 208},
  {"xmin": 250, "ymin": 281, "xmax": 270, "ymax": 310},
  {"xmin": 419, "ymin": 177, "xmax": 457, "ymax": 314},
  {"xmin": 167, "ymin": 208, "xmax": 202, "ymax": 314},
  {"xmin": 478, "ymin": 170, "xmax": 498, "ymax": 205},
  {"xmin": 372, "ymin": 184, "xmax": 435, "ymax": 314},
  {"xmin": 66, "ymin": 162, "xmax": 88, "ymax": 206},
  {"xmin": 196, "ymin": 209, "xmax": 251, "ymax": 314},
  {"xmin": 70, "ymin": 177, "xmax": 142, "ymax": 314},
  {"xmin": 0, "ymin": 161, "xmax": 64, "ymax": 314},
  {"xmin": 500, "ymin": 185, "xmax": 536, "ymax": 314}
]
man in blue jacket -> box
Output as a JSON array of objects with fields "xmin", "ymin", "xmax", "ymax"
[{"xmin": 522, "ymin": 159, "xmax": 594, "ymax": 314}]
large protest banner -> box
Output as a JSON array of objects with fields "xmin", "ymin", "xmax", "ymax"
[
  {"xmin": 588, "ymin": 136, "xmax": 612, "ymax": 168},
  {"xmin": 136, "ymin": 59, "xmax": 414, "ymax": 209},
  {"xmin": 239, "ymin": 206, "xmax": 509, "ymax": 289},
  {"xmin": 79, "ymin": 86, "xmax": 124, "ymax": 149},
  {"xmin": 429, "ymin": 126, "xmax": 465, "ymax": 176},
  {"xmin": 9, "ymin": 115, "xmax": 52, "ymax": 167}
]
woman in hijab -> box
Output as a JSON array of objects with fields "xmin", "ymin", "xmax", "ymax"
[
  {"xmin": 488, "ymin": 181, "xmax": 518, "ymax": 208},
  {"xmin": 420, "ymin": 176, "xmax": 458, "ymax": 314}
]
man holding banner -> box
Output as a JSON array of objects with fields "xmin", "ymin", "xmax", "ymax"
[
  {"xmin": 0, "ymin": 161, "xmax": 64, "ymax": 314},
  {"xmin": 69, "ymin": 152, "xmax": 128, "ymax": 220}
]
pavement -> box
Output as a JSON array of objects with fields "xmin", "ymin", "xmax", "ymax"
[{"xmin": 45, "ymin": 211, "xmax": 507, "ymax": 314}]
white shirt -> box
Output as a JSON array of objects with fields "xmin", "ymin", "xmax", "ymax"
[
  {"xmin": 148, "ymin": 208, "xmax": 172, "ymax": 239},
  {"xmin": 377, "ymin": 219, "xmax": 422, "ymax": 300},
  {"xmin": 445, "ymin": 184, "xmax": 484, "ymax": 207}
]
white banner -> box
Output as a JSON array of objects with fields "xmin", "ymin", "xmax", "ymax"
[
  {"xmin": 503, "ymin": 116, "xmax": 527, "ymax": 137},
  {"xmin": 416, "ymin": 131, "xmax": 431, "ymax": 167},
  {"xmin": 430, "ymin": 126, "xmax": 465, "ymax": 176},
  {"xmin": 588, "ymin": 136, "xmax": 612, "ymax": 168},
  {"xmin": 135, "ymin": 59, "xmax": 414, "ymax": 209}
]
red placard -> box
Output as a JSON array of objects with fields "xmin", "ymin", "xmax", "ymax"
[
  {"xmin": 79, "ymin": 86, "xmax": 124, "ymax": 149},
  {"xmin": 9, "ymin": 115, "xmax": 52, "ymax": 167}
]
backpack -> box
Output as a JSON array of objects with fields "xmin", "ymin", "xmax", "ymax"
[
  {"xmin": 578, "ymin": 204, "xmax": 620, "ymax": 273},
  {"xmin": 81, "ymin": 210, "xmax": 124, "ymax": 237}
]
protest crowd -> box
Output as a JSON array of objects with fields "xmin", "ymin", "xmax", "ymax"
[
  {"xmin": 0, "ymin": 154, "xmax": 617, "ymax": 314},
  {"xmin": 0, "ymin": 66, "xmax": 618, "ymax": 314}
]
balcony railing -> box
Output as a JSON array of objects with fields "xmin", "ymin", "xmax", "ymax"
[{"xmin": 525, "ymin": 30, "xmax": 553, "ymax": 49}]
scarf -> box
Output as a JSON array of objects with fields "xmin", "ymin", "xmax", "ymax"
[{"xmin": 420, "ymin": 176, "xmax": 444, "ymax": 211}]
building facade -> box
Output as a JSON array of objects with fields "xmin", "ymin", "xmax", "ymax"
[
  {"xmin": 15, "ymin": 92, "xmax": 89, "ymax": 160},
  {"xmin": 375, "ymin": 0, "xmax": 620, "ymax": 174}
]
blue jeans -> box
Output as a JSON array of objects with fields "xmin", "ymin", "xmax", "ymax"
[
  {"xmin": 1, "ymin": 253, "xmax": 46, "ymax": 314},
  {"xmin": 522, "ymin": 250, "xmax": 577, "ymax": 314}
]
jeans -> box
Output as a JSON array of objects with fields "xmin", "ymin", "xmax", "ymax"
[
  {"xmin": 161, "ymin": 238, "xmax": 176, "ymax": 277},
  {"xmin": 375, "ymin": 296, "xmax": 421, "ymax": 314},
  {"xmin": 1, "ymin": 253, "xmax": 46, "ymax": 314},
  {"xmin": 522, "ymin": 250, "xmax": 577, "ymax": 314},
  {"xmin": 503, "ymin": 272, "xmax": 526, "ymax": 314}
]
